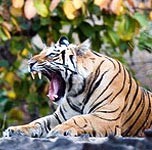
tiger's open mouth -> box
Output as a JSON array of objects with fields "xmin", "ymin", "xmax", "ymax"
[{"xmin": 30, "ymin": 71, "xmax": 66, "ymax": 102}]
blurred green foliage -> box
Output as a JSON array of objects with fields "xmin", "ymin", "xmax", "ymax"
[{"xmin": 0, "ymin": 0, "xmax": 152, "ymax": 135}]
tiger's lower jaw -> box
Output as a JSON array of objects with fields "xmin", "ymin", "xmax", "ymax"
[{"xmin": 30, "ymin": 70, "xmax": 66, "ymax": 103}]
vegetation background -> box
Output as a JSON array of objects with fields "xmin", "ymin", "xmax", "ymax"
[{"xmin": 0, "ymin": 0, "xmax": 152, "ymax": 135}]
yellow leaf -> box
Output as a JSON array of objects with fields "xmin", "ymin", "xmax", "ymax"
[
  {"xmin": 149, "ymin": 11, "xmax": 152, "ymax": 21},
  {"xmin": 63, "ymin": 0, "xmax": 76, "ymax": 20},
  {"xmin": 0, "ymin": 67, "xmax": 5, "ymax": 73},
  {"xmin": 7, "ymin": 91, "xmax": 16, "ymax": 99},
  {"xmin": 73, "ymin": 0, "xmax": 83, "ymax": 9},
  {"xmin": 34, "ymin": 0, "xmax": 49, "ymax": 17},
  {"xmin": 11, "ymin": 17, "xmax": 21, "ymax": 31},
  {"xmin": 94, "ymin": 0, "xmax": 110, "ymax": 10},
  {"xmin": 2, "ymin": 21, "xmax": 12, "ymax": 31},
  {"xmin": 110, "ymin": 0, "xmax": 123, "ymax": 15},
  {"xmin": 10, "ymin": 6, "xmax": 23, "ymax": 17},
  {"xmin": 2, "ymin": 26, "xmax": 11, "ymax": 39},
  {"xmin": 94, "ymin": 0, "xmax": 104, "ymax": 5},
  {"xmin": 49, "ymin": 0, "xmax": 60, "ymax": 12},
  {"xmin": 24, "ymin": 0, "xmax": 37, "ymax": 20},
  {"xmin": 139, "ymin": 2, "xmax": 145, "ymax": 9},
  {"xmin": 21, "ymin": 48, "xmax": 29, "ymax": 57},
  {"xmin": 12, "ymin": 0, "xmax": 24, "ymax": 8},
  {"xmin": 5, "ymin": 72, "xmax": 15, "ymax": 86},
  {"xmin": 9, "ymin": 107, "xmax": 23, "ymax": 120}
]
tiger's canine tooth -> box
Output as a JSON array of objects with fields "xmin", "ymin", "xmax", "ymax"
[
  {"xmin": 31, "ymin": 72, "xmax": 35, "ymax": 79},
  {"xmin": 38, "ymin": 72, "xmax": 42, "ymax": 79},
  {"xmin": 28, "ymin": 66, "xmax": 31, "ymax": 72},
  {"xmin": 54, "ymin": 95, "xmax": 58, "ymax": 99}
]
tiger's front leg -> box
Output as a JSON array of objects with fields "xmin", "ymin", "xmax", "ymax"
[
  {"xmin": 47, "ymin": 114, "xmax": 121, "ymax": 137},
  {"xmin": 3, "ymin": 115, "xmax": 60, "ymax": 138}
]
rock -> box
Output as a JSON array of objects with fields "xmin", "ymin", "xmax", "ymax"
[{"xmin": 1, "ymin": 134, "xmax": 152, "ymax": 150}]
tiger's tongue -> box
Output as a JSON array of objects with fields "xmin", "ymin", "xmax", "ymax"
[{"xmin": 48, "ymin": 77, "xmax": 59, "ymax": 101}]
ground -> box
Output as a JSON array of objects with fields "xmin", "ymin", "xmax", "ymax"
[{"xmin": 1, "ymin": 130, "xmax": 152, "ymax": 150}]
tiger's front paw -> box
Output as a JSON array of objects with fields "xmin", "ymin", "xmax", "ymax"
[
  {"xmin": 3, "ymin": 126, "xmax": 27, "ymax": 137},
  {"xmin": 47, "ymin": 124, "xmax": 84, "ymax": 137},
  {"xmin": 3, "ymin": 124, "xmax": 40, "ymax": 138}
]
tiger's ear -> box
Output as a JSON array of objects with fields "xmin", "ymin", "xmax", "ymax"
[
  {"xmin": 76, "ymin": 39, "xmax": 91, "ymax": 56},
  {"xmin": 57, "ymin": 36, "xmax": 69, "ymax": 46}
]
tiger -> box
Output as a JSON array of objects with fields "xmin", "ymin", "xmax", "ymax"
[{"xmin": 3, "ymin": 36, "xmax": 152, "ymax": 138}]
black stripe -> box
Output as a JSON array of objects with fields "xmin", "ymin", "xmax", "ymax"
[
  {"xmin": 91, "ymin": 70, "xmax": 109, "ymax": 94},
  {"xmin": 72, "ymin": 118, "xmax": 87, "ymax": 128},
  {"xmin": 122, "ymin": 91, "xmax": 143, "ymax": 127},
  {"xmin": 59, "ymin": 106, "xmax": 67, "ymax": 121},
  {"xmin": 82, "ymin": 60, "xmax": 121, "ymax": 112},
  {"xmin": 94, "ymin": 61, "xmax": 121, "ymax": 102},
  {"xmin": 87, "ymin": 118, "xmax": 97, "ymax": 137},
  {"xmin": 65, "ymin": 69, "xmax": 68, "ymax": 78},
  {"xmin": 122, "ymin": 90, "xmax": 145, "ymax": 136},
  {"xmin": 69, "ymin": 55, "xmax": 76, "ymax": 70},
  {"xmin": 53, "ymin": 57, "xmax": 60, "ymax": 61},
  {"xmin": 71, "ymin": 118, "xmax": 87, "ymax": 135},
  {"xmin": 92, "ymin": 113, "xmax": 121, "ymax": 121},
  {"xmin": 73, "ymin": 79, "xmax": 86, "ymax": 97},
  {"xmin": 43, "ymin": 120, "xmax": 49, "ymax": 133},
  {"xmin": 105, "ymin": 57, "xmax": 116, "ymax": 69},
  {"xmin": 68, "ymin": 75, "xmax": 86, "ymax": 97},
  {"xmin": 61, "ymin": 50, "xmax": 65, "ymax": 65},
  {"xmin": 67, "ymin": 98, "xmax": 82, "ymax": 113},
  {"xmin": 121, "ymin": 71, "xmax": 133, "ymax": 112},
  {"xmin": 127, "ymin": 81, "xmax": 139, "ymax": 111},
  {"xmin": 68, "ymin": 74, "xmax": 73, "ymax": 92},
  {"xmin": 82, "ymin": 61, "xmax": 105, "ymax": 108},
  {"xmin": 62, "ymin": 104, "xmax": 67, "ymax": 112},
  {"xmin": 134, "ymin": 90, "xmax": 151, "ymax": 136},
  {"xmin": 125, "ymin": 71, "xmax": 132, "ymax": 101},
  {"xmin": 53, "ymin": 112, "xmax": 62, "ymax": 124},
  {"xmin": 110, "ymin": 66, "xmax": 126, "ymax": 103},
  {"xmin": 92, "ymin": 51, "xmax": 102, "ymax": 57},
  {"xmin": 64, "ymin": 66, "xmax": 77, "ymax": 74},
  {"xmin": 84, "ymin": 71, "xmax": 108, "ymax": 104},
  {"xmin": 46, "ymin": 118, "xmax": 51, "ymax": 131},
  {"xmin": 88, "ymin": 92, "xmax": 113, "ymax": 113},
  {"xmin": 96, "ymin": 107, "xmax": 120, "ymax": 113},
  {"xmin": 114, "ymin": 125, "xmax": 120, "ymax": 136}
]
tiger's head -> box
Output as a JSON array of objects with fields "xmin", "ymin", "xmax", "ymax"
[{"xmin": 28, "ymin": 37, "xmax": 91, "ymax": 104}]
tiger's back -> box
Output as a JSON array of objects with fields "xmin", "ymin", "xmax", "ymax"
[
  {"xmin": 75, "ymin": 50, "xmax": 152, "ymax": 136},
  {"xmin": 3, "ymin": 37, "xmax": 152, "ymax": 137}
]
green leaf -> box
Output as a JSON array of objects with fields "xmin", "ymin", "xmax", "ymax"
[
  {"xmin": 103, "ymin": 14, "xmax": 116, "ymax": 27},
  {"xmin": 107, "ymin": 29, "xmax": 120, "ymax": 46},
  {"xmin": 133, "ymin": 13, "xmax": 149, "ymax": 28},
  {"xmin": 138, "ymin": 31, "xmax": 152, "ymax": 52},
  {"xmin": 0, "ymin": 16, "xmax": 3, "ymax": 24},
  {"xmin": 27, "ymin": 93, "xmax": 38, "ymax": 104},
  {"xmin": 14, "ymin": 80, "xmax": 29, "ymax": 99},
  {"xmin": 34, "ymin": 0, "xmax": 49, "ymax": 17},
  {"xmin": 0, "ymin": 28, "xmax": 8, "ymax": 41},
  {"xmin": 79, "ymin": 22, "xmax": 95, "ymax": 38},
  {"xmin": 32, "ymin": 18, "xmax": 41, "ymax": 31},
  {"xmin": 40, "ymin": 17, "xmax": 51, "ymax": 26},
  {"xmin": 88, "ymin": 4, "xmax": 100, "ymax": 15},
  {"xmin": 117, "ymin": 15, "xmax": 135, "ymax": 41},
  {"xmin": 0, "ymin": 60, "xmax": 9, "ymax": 67}
]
